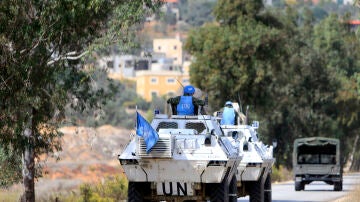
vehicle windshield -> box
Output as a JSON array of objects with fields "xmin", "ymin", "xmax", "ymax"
[{"xmin": 296, "ymin": 144, "xmax": 337, "ymax": 165}]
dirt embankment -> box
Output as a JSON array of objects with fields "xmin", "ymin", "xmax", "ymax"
[{"xmin": 36, "ymin": 125, "xmax": 132, "ymax": 195}]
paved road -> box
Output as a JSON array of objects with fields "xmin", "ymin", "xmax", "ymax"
[{"xmin": 238, "ymin": 173, "xmax": 360, "ymax": 202}]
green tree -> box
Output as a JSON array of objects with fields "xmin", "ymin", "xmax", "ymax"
[
  {"xmin": 0, "ymin": 147, "xmax": 22, "ymax": 187},
  {"xmin": 213, "ymin": 0, "xmax": 263, "ymax": 25},
  {"xmin": 186, "ymin": 1, "xmax": 299, "ymax": 166},
  {"xmin": 264, "ymin": 7, "xmax": 340, "ymax": 166},
  {"xmin": 64, "ymin": 70, "xmax": 149, "ymax": 129},
  {"xmin": 0, "ymin": 1, "xmax": 163, "ymax": 201},
  {"xmin": 186, "ymin": 0, "xmax": 289, "ymax": 111},
  {"xmin": 185, "ymin": 0, "xmax": 360, "ymax": 168},
  {"xmin": 312, "ymin": 14, "xmax": 360, "ymax": 169},
  {"xmin": 178, "ymin": 0, "xmax": 216, "ymax": 27},
  {"xmin": 266, "ymin": 9, "xmax": 360, "ymax": 168}
]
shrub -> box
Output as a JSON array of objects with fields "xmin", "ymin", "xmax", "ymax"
[
  {"xmin": 77, "ymin": 175, "xmax": 128, "ymax": 202},
  {"xmin": 80, "ymin": 183, "xmax": 93, "ymax": 202},
  {"xmin": 39, "ymin": 175, "xmax": 128, "ymax": 202},
  {"xmin": 272, "ymin": 165, "xmax": 293, "ymax": 183},
  {"xmin": 91, "ymin": 176, "xmax": 128, "ymax": 200}
]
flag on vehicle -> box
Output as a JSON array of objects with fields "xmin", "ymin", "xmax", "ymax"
[{"xmin": 136, "ymin": 112, "xmax": 159, "ymax": 153}]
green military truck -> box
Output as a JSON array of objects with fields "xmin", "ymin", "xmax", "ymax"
[{"xmin": 293, "ymin": 137, "xmax": 342, "ymax": 191}]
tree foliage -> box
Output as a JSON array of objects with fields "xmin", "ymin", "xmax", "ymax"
[
  {"xmin": 186, "ymin": 1, "xmax": 290, "ymax": 111},
  {"xmin": 186, "ymin": 0, "xmax": 360, "ymax": 168},
  {"xmin": 0, "ymin": 0, "xmax": 163, "ymax": 200},
  {"xmin": 64, "ymin": 69, "xmax": 150, "ymax": 129},
  {"xmin": 178, "ymin": 0, "xmax": 216, "ymax": 27},
  {"xmin": 0, "ymin": 147, "xmax": 22, "ymax": 188}
]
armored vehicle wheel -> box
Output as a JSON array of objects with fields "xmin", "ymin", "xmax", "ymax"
[
  {"xmin": 229, "ymin": 175, "xmax": 238, "ymax": 202},
  {"xmin": 334, "ymin": 181, "xmax": 342, "ymax": 191},
  {"xmin": 295, "ymin": 181, "xmax": 304, "ymax": 191},
  {"xmin": 206, "ymin": 181, "xmax": 228, "ymax": 202},
  {"xmin": 247, "ymin": 179, "xmax": 264, "ymax": 202},
  {"xmin": 264, "ymin": 174, "xmax": 271, "ymax": 202},
  {"xmin": 127, "ymin": 182, "xmax": 151, "ymax": 202}
]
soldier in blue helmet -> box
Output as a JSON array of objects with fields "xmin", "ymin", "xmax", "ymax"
[
  {"xmin": 220, "ymin": 101, "xmax": 239, "ymax": 125},
  {"xmin": 167, "ymin": 85, "xmax": 205, "ymax": 115}
]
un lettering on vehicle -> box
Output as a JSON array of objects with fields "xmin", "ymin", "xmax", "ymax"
[{"xmin": 156, "ymin": 182, "xmax": 194, "ymax": 196}]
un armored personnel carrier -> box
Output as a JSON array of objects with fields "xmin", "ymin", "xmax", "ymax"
[
  {"xmin": 220, "ymin": 123, "xmax": 275, "ymax": 202},
  {"xmin": 119, "ymin": 112, "xmax": 243, "ymax": 202},
  {"xmin": 215, "ymin": 102, "xmax": 276, "ymax": 202},
  {"xmin": 293, "ymin": 137, "xmax": 342, "ymax": 191}
]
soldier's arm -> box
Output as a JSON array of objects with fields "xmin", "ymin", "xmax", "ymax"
[
  {"xmin": 234, "ymin": 111, "xmax": 239, "ymax": 125},
  {"xmin": 167, "ymin": 96, "xmax": 180, "ymax": 105},
  {"xmin": 167, "ymin": 96, "xmax": 181, "ymax": 115},
  {"xmin": 192, "ymin": 97, "xmax": 205, "ymax": 106}
]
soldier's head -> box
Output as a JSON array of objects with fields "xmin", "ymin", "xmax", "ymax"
[
  {"xmin": 183, "ymin": 85, "xmax": 195, "ymax": 96},
  {"xmin": 225, "ymin": 101, "xmax": 233, "ymax": 108}
]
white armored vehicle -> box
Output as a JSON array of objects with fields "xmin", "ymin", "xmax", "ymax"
[
  {"xmin": 220, "ymin": 122, "xmax": 275, "ymax": 202},
  {"xmin": 215, "ymin": 102, "xmax": 276, "ymax": 202},
  {"xmin": 119, "ymin": 112, "xmax": 243, "ymax": 202}
]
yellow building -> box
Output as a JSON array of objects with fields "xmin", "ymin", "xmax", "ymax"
[
  {"xmin": 136, "ymin": 70, "xmax": 189, "ymax": 101},
  {"xmin": 106, "ymin": 37, "xmax": 191, "ymax": 102},
  {"xmin": 153, "ymin": 38, "xmax": 183, "ymax": 65}
]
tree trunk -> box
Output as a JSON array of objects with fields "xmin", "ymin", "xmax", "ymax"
[
  {"xmin": 21, "ymin": 108, "xmax": 35, "ymax": 202},
  {"xmin": 22, "ymin": 142, "xmax": 35, "ymax": 202},
  {"xmin": 344, "ymin": 134, "xmax": 359, "ymax": 172}
]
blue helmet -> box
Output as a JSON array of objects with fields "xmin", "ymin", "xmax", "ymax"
[
  {"xmin": 225, "ymin": 101, "xmax": 233, "ymax": 107},
  {"xmin": 183, "ymin": 85, "xmax": 195, "ymax": 95}
]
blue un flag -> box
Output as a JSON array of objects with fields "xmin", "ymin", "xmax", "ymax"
[{"xmin": 136, "ymin": 112, "xmax": 159, "ymax": 153}]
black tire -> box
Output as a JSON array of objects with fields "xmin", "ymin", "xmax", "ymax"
[
  {"xmin": 334, "ymin": 181, "xmax": 343, "ymax": 191},
  {"xmin": 264, "ymin": 174, "xmax": 272, "ymax": 202},
  {"xmin": 247, "ymin": 179, "xmax": 263, "ymax": 202},
  {"xmin": 295, "ymin": 181, "xmax": 305, "ymax": 191},
  {"xmin": 295, "ymin": 181, "xmax": 302, "ymax": 191},
  {"xmin": 229, "ymin": 175, "xmax": 238, "ymax": 202},
  {"xmin": 206, "ymin": 177, "xmax": 234, "ymax": 202},
  {"xmin": 127, "ymin": 182, "xmax": 151, "ymax": 202},
  {"xmin": 207, "ymin": 182, "xmax": 227, "ymax": 202}
]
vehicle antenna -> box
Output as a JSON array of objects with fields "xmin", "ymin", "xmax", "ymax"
[
  {"xmin": 176, "ymin": 78, "xmax": 184, "ymax": 88},
  {"xmin": 205, "ymin": 93, "xmax": 208, "ymax": 106},
  {"xmin": 237, "ymin": 93, "xmax": 243, "ymax": 113},
  {"xmin": 245, "ymin": 106, "xmax": 249, "ymax": 125}
]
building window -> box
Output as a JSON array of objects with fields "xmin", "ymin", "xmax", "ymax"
[
  {"xmin": 151, "ymin": 91, "xmax": 158, "ymax": 98},
  {"xmin": 158, "ymin": 46, "xmax": 161, "ymax": 51},
  {"xmin": 125, "ymin": 60, "xmax": 133, "ymax": 68},
  {"xmin": 135, "ymin": 60, "xmax": 149, "ymax": 70},
  {"xmin": 174, "ymin": 45, "xmax": 177, "ymax": 50},
  {"xmin": 182, "ymin": 79, "xmax": 189, "ymax": 83},
  {"xmin": 106, "ymin": 61, "xmax": 114, "ymax": 69},
  {"xmin": 167, "ymin": 78, "xmax": 175, "ymax": 83},
  {"xmin": 150, "ymin": 77, "xmax": 158, "ymax": 83}
]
